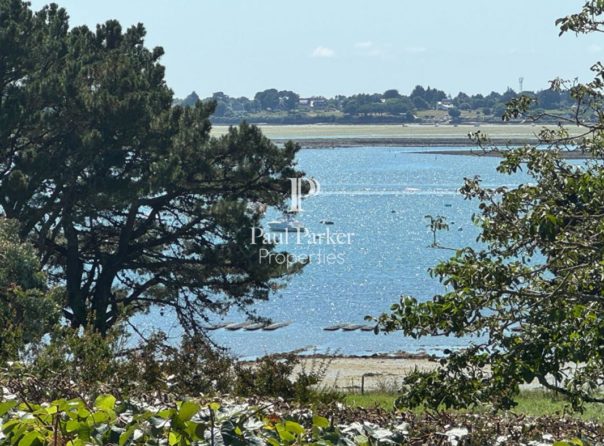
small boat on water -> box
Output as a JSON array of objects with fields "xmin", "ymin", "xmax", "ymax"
[
  {"xmin": 206, "ymin": 322, "xmax": 229, "ymax": 330},
  {"xmin": 263, "ymin": 321, "xmax": 291, "ymax": 331},
  {"xmin": 268, "ymin": 212, "xmax": 305, "ymax": 232},
  {"xmin": 224, "ymin": 322, "xmax": 252, "ymax": 331},
  {"xmin": 244, "ymin": 322, "xmax": 267, "ymax": 331},
  {"xmin": 323, "ymin": 323, "xmax": 375, "ymax": 332}
]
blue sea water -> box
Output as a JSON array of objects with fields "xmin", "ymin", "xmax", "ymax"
[{"xmin": 139, "ymin": 147, "xmax": 531, "ymax": 359}]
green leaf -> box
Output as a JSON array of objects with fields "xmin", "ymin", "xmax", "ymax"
[
  {"xmin": 119, "ymin": 426, "xmax": 135, "ymax": 446},
  {"xmin": 66, "ymin": 420, "xmax": 81, "ymax": 433},
  {"xmin": 94, "ymin": 395, "xmax": 116, "ymax": 411},
  {"xmin": 2, "ymin": 419, "xmax": 20, "ymax": 434},
  {"xmin": 177, "ymin": 401, "xmax": 200, "ymax": 422},
  {"xmin": 88, "ymin": 411, "xmax": 110, "ymax": 425},
  {"xmin": 266, "ymin": 438, "xmax": 280, "ymax": 446},
  {"xmin": 284, "ymin": 421, "xmax": 304, "ymax": 435},
  {"xmin": 276, "ymin": 424, "xmax": 296, "ymax": 442},
  {"xmin": 552, "ymin": 440, "xmax": 584, "ymax": 446},
  {"xmin": 0, "ymin": 401, "xmax": 18, "ymax": 417},
  {"xmin": 312, "ymin": 416, "xmax": 329, "ymax": 429},
  {"xmin": 158, "ymin": 409, "xmax": 175, "ymax": 420},
  {"xmin": 168, "ymin": 432, "xmax": 180, "ymax": 446},
  {"xmin": 208, "ymin": 402, "xmax": 221, "ymax": 412},
  {"xmin": 18, "ymin": 431, "xmax": 41, "ymax": 446}
]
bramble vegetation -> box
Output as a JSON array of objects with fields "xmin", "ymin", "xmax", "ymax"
[{"xmin": 0, "ymin": 392, "xmax": 601, "ymax": 445}]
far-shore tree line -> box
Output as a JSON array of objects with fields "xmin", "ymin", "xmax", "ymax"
[{"xmin": 177, "ymin": 85, "xmax": 576, "ymax": 125}]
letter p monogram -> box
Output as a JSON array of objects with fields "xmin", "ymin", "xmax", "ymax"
[{"xmin": 289, "ymin": 177, "xmax": 320, "ymax": 212}]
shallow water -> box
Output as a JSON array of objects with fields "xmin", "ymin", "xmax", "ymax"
[{"xmin": 137, "ymin": 147, "xmax": 529, "ymax": 358}]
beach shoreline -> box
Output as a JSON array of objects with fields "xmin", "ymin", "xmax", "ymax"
[
  {"xmin": 298, "ymin": 356, "xmax": 438, "ymax": 392},
  {"xmin": 244, "ymin": 351, "xmax": 548, "ymax": 392}
]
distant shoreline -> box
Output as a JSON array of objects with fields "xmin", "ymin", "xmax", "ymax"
[
  {"xmin": 418, "ymin": 148, "xmax": 592, "ymax": 159},
  {"xmin": 272, "ymin": 137, "xmax": 537, "ymax": 148},
  {"xmin": 211, "ymin": 124, "xmax": 584, "ymax": 150}
]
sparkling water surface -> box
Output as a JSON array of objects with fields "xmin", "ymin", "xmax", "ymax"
[{"xmin": 138, "ymin": 147, "xmax": 530, "ymax": 359}]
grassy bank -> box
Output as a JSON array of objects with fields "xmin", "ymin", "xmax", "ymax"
[{"xmin": 344, "ymin": 390, "xmax": 604, "ymax": 421}]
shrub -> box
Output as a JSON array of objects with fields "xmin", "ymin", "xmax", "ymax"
[{"xmin": 0, "ymin": 219, "xmax": 60, "ymax": 364}]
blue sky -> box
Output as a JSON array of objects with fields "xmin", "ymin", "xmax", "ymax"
[{"xmin": 29, "ymin": 0, "xmax": 604, "ymax": 99}]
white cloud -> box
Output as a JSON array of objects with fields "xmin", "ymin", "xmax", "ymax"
[{"xmin": 311, "ymin": 46, "xmax": 335, "ymax": 58}]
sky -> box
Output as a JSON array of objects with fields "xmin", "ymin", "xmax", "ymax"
[{"xmin": 28, "ymin": 0, "xmax": 604, "ymax": 99}]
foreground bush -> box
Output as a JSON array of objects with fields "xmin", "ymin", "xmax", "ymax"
[
  {"xmin": 1, "ymin": 328, "xmax": 337, "ymax": 406},
  {"xmin": 0, "ymin": 393, "xmax": 601, "ymax": 446},
  {"xmin": 0, "ymin": 220, "xmax": 60, "ymax": 364}
]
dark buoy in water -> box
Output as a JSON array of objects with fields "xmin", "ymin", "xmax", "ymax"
[
  {"xmin": 445, "ymin": 203, "xmax": 452, "ymax": 207},
  {"xmin": 320, "ymin": 220, "xmax": 334, "ymax": 225},
  {"xmin": 391, "ymin": 210, "xmax": 396, "ymax": 213},
  {"xmin": 458, "ymin": 227, "xmax": 463, "ymax": 231}
]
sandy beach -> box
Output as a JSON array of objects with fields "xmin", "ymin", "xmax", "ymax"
[
  {"xmin": 296, "ymin": 355, "xmax": 438, "ymax": 392},
  {"xmin": 291, "ymin": 354, "xmax": 546, "ymax": 392}
]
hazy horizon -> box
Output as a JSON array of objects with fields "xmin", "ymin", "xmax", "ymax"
[{"xmin": 27, "ymin": 1, "xmax": 602, "ymax": 99}]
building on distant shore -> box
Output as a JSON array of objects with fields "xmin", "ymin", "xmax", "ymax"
[
  {"xmin": 299, "ymin": 97, "xmax": 328, "ymax": 108},
  {"xmin": 436, "ymin": 100, "xmax": 454, "ymax": 110}
]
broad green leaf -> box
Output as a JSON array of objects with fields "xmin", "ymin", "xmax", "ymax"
[
  {"xmin": 177, "ymin": 401, "xmax": 200, "ymax": 422},
  {"xmin": 119, "ymin": 426, "xmax": 135, "ymax": 446},
  {"xmin": 95, "ymin": 395, "xmax": 116, "ymax": 411},
  {"xmin": 168, "ymin": 432, "xmax": 180, "ymax": 446},
  {"xmin": 66, "ymin": 420, "xmax": 81, "ymax": 433},
  {"xmin": 312, "ymin": 416, "xmax": 329, "ymax": 429},
  {"xmin": 18, "ymin": 431, "xmax": 41, "ymax": 446},
  {"xmin": 276, "ymin": 424, "xmax": 296, "ymax": 442},
  {"xmin": 2, "ymin": 419, "xmax": 20, "ymax": 433},
  {"xmin": 0, "ymin": 401, "xmax": 17, "ymax": 417},
  {"xmin": 88, "ymin": 411, "xmax": 110, "ymax": 425},
  {"xmin": 284, "ymin": 421, "xmax": 304, "ymax": 435},
  {"xmin": 158, "ymin": 409, "xmax": 175, "ymax": 420}
]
